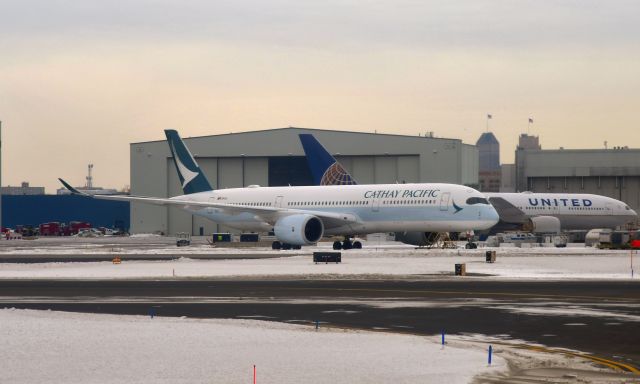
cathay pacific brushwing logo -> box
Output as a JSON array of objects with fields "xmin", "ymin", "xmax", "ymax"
[
  {"xmin": 452, "ymin": 200, "xmax": 463, "ymax": 213},
  {"xmin": 169, "ymin": 141, "xmax": 199, "ymax": 188},
  {"xmin": 176, "ymin": 156, "xmax": 199, "ymax": 188}
]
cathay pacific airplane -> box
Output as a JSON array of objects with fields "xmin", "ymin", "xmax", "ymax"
[
  {"xmin": 298, "ymin": 133, "xmax": 638, "ymax": 246},
  {"xmin": 59, "ymin": 130, "xmax": 499, "ymax": 250}
]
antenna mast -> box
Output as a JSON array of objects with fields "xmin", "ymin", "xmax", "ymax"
[{"xmin": 86, "ymin": 164, "xmax": 94, "ymax": 189}]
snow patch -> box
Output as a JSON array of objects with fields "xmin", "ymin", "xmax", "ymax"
[{"xmin": 0, "ymin": 308, "xmax": 505, "ymax": 384}]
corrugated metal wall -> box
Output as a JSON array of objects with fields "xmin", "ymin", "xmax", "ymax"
[{"xmin": 1, "ymin": 195, "xmax": 130, "ymax": 230}]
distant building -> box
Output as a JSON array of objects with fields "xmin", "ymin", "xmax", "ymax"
[
  {"xmin": 1, "ymin": 182, "xmax": 45, "ymax": 195},
  {"xmin": 500, "ymin": 164, "xmax": 516, "ymax": 192},
  {"xmin": 516, "ymin": 133, "xmax": 541, "ymax": 151},
  {"xmin": 514, "ymin": 134, "xmax": 640, "ymax": 220},
  {"xmin": 476, "ymin": 132, "xmax": 501, "ymax": 192}
]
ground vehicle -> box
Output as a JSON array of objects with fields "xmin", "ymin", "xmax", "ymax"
[{"xmin": 176, "ymin": 232, "xmax": 191, "ymax": 247}]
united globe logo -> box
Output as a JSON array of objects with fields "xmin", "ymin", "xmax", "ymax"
[{"xmin": 320, "ymin": 163, "xmax": 357, "ymax": 185}]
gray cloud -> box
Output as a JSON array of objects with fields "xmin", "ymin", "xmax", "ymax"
[{"xmin": 1, "ymin": 0, "xmax": 639, "ymax": 51}]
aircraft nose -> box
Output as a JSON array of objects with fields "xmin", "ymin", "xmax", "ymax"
[{"xmin": 486, "ymin": 205, "xmax": 500, "ymax": 225}]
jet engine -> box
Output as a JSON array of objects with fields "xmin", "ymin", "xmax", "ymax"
[
  {"xmin": 274, "ymin": 214, "xmax": 324, "ymax": 246},
  {"xmin": 523, "ymin": 216, "xmax": 561, "ymax": 234},
  {"xmin": 394, "ymin": 232, "xmax": 439, "ymax": 247}
]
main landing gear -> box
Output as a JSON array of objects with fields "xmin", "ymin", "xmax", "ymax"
[
  {"xmin": 272, "ymin": 241, "xmax": 302, "ymax": 250},
  {"xmin": 332, "ymin": 237, "xmax": 362, "ymax": 250}
]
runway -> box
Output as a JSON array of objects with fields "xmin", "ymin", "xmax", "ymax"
[{"xmin": 1, "ymin": 279, "xmax": 638, "ymax": 371}]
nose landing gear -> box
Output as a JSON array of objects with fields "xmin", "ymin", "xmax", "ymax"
[{"xmin": 332, "ymin": 237, "xmax": 362, "ymax": 250}]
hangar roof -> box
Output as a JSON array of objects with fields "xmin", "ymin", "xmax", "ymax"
[{"xmin": 132, "ymin": 126, "xmax": 467, "ymax": 145}]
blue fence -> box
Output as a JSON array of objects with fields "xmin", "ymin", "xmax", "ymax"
[{"xmin": 1, "ymin": 195, "xmax": 130, "ymax": 230}]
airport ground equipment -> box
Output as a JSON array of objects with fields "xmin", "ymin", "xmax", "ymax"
[
  {"xmin": 272, "ymin": 241, "xmax": 302, "ymax": 250},
  {"xmin": 240, "ymin": 233, "xmax": 259, "ymax": 242},
  {"xmin": 212, "ymin": 233, "xmax": 231, "ymax": 243},
  {"xmin": 485, "ymin": 250, "xmax": 496, "ymax": 263},
  {"xmin": 5, "ymin": 231, "xmax": 22, "ymax": 240},
  {"xmin": 465, "ymin": 240, "xmax": 478, "ymax": 249},
  {"xmin": 176, "ymin": 232, "xmax": 191, "ymax": 247},
  {"xmin": 313, "ymin": 251, "xmax": 341, "ymax": 264},
  {"xmin": 455, "ymin": 263, "xmax": 466, "ymax": 276}
]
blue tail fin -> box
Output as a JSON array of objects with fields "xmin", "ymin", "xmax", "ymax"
[
  {"xmin": 298, "ymin": 134, "xmax": 357, "ymax": 186},
  {"xmin": 164, "ymin": 130, "xmax": 213, "ymax": 194}
]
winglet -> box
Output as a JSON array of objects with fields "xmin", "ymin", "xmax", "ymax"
[{"xmin": 58, "ymin": 178, "xmax": 89, "ymax": 196}]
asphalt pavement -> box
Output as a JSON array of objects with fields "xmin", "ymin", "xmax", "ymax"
[{"xmin": 1, "ymin": 279, "xmax": 638, "ymax": 371}]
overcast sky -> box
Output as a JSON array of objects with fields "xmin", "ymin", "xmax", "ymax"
[{"xmin": 1, "ymin": 0, "xmax": 639, "ymax": 192}]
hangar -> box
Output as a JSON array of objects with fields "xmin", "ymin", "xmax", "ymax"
[
  {"xmin": 506, "ymin": 134, "xmax": 640, "ymax": 222},
  {"xmin": 130, "ymin": 127, "xmax": 479, "ymax": 235}
]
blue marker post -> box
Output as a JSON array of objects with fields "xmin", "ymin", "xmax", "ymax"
[
  {"xmin": 441, "ymin": 329, "xmax": 445, "ymax": 346},
  {"xmin": 488, "ymin": 345, "xmax": 492, "ymax": 366},
  {"xmin": 315, "ymin": 320, "xmax": 319, "ymax": 330}
]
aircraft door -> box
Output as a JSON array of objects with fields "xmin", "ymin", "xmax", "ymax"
[
  {"xmin": 371, "ymin": 199, "xmax": 380, "ymax": 212},
  {"xmin": 439, "ymin": 192, "xmax": 451, "ymax": 211},
  {"xmin": 207, "ymin": 197, "xmax": 216, "ymax": 215},
  {"xmin": 275, "ymin": 196, "xmax": 284, "ymax": 208}
]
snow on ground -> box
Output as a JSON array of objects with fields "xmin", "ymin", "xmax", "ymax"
[
  {"xmin": 0, "ymin": 239, "xmax": 638, "ymax": 280},
  {"xmin": 0, "ymin": 250, "xmax": 637, "ymax": 280},
  {"xmin": 0, "ymin": 308, "xmax": 504, "ymax": 384}
]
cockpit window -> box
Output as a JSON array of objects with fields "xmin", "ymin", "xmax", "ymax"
[
  {"xmin": 466, "ymin": 197, "xmax": 489, "ymax": 205},
  {"xmin": 626, "ymin": 206, "xmax": 631, "ymax": 210}
]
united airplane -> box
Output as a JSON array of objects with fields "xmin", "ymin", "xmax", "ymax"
[
  {"xmin": 486, "ymin": 192, "xmax": 637, "ymax": 233},
  {"xmin": 59, "ymin": 130, "xmax": 499, "ymax": 249},
  {"xmin": 298, "ymin": 133, "xmax": 638, "ymax": 246}
]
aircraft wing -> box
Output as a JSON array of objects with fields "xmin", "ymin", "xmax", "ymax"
[
  {"xmin": 487, "ymin": 196, "xmax": 526, "ymax": 223},
  {"xmin": 58, "ymin": 179, "xmax": 360, "ymax": 229}
]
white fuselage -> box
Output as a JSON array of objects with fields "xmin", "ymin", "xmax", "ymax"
[
  {"xmin": 175, "ymin": 183, "xmax": 500, "ymax": 234},
  {"xmin": 485, "ymin": 192, "xmax": 637, "ymax": 230}
]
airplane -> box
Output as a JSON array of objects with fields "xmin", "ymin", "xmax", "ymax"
[
  {"xmin": 298, "ymin": 133, "xmax": 638, "ymax": 246},
  {"xmin": 485, "ymin": 192, "xmax": 637, "ymax": 233},
  {"xmin": 59, "ymin": 130, "xmax": 500, "ymax": 250}
]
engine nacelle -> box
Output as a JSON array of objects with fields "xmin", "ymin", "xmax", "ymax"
[
  {"xmin": 524, "ymin": 216, "xmax": 561, "ymax": 234},
  {"xmin": 394, "ymin": 231, "xmax": 438, "ymax": 246},
  {"xmin": 274, "ymin": 214, "xmax": 324, "ymax": 245}
]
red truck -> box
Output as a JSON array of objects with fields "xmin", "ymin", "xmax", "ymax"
[
  {"xmin": 68, "ymin": 221, "xmax": 91, "ymax": 235},
  {"xmin": 39, "ymin": 222, "xmax": 62, "ymax": 236}
]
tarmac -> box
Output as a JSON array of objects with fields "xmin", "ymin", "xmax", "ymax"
[{"xmin": 1, "ymin": 278, "xmax": 638, "ymax": 374}]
